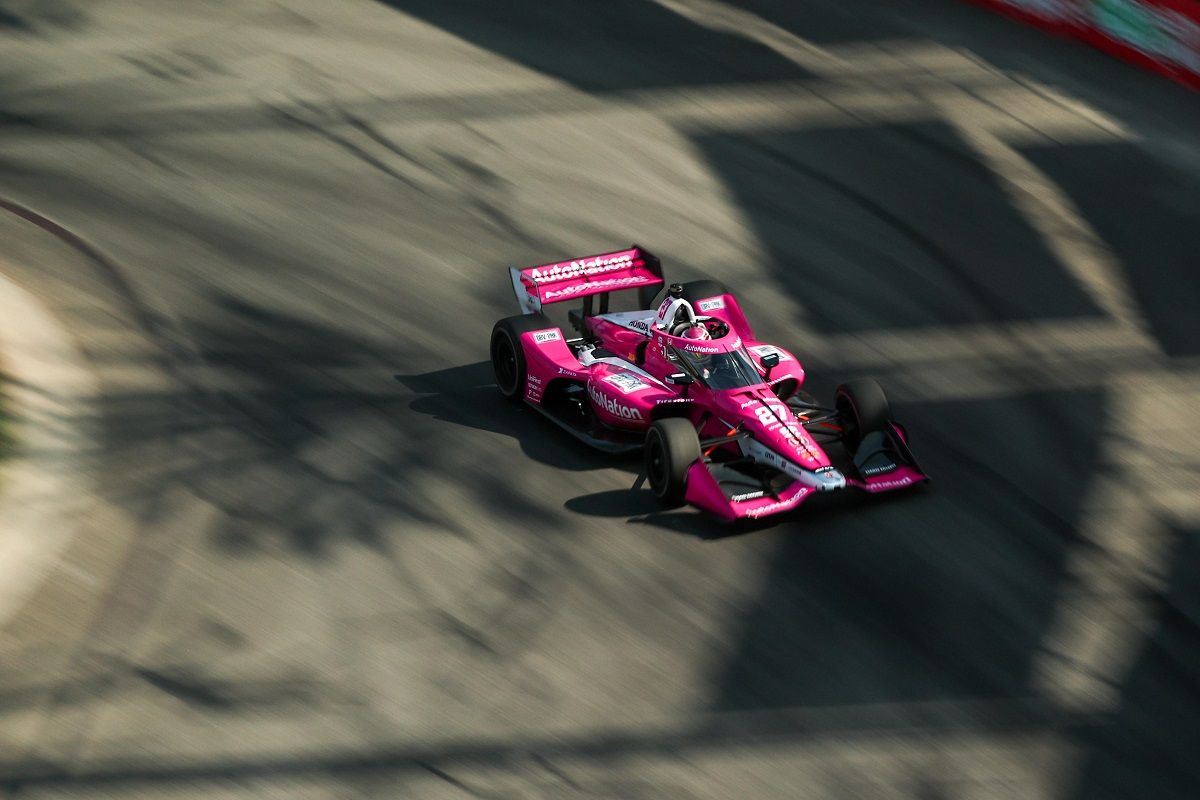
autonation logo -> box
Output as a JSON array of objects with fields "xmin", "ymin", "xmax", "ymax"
[
  {"xmin": 529, "ymin": 253, "xmax": 634, "ymax": 284},
  {"xmin": 588, "ymin": 383, "xmax": 643, "ymax": 420}
]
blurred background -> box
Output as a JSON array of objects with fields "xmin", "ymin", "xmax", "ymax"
[{"xmin": 0, "ymin": 0, "xmax": 1198, "ymax": 797}]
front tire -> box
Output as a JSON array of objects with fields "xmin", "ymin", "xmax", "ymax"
[
  {"xmin": 490, "ymin": 314, "xmax": 551, "ymax": 402},
  {"xmin": 835, "ymin": 378, "xmax": 891, "ymax": 453},
  {"xmin": 644, "ymin": 418, "xmax": 701, "ymax": 507}
]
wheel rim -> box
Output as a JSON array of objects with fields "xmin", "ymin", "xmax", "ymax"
[
  {"xmin": 492, "ymin": 332, "xmax": 518, "ymax": 394},
  {"xmin": 647, "ymin": 432, "xmax": 668, "ymax": 495}
]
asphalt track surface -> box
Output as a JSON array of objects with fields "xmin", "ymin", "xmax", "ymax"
[{"xmin": 1, "ymin": 1, "xmax": 1199, "ymax": 798}]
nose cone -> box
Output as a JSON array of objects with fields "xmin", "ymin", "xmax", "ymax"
[{"xmin": 724, "ymin": 391, "xmax": 830, "ymax": 470}]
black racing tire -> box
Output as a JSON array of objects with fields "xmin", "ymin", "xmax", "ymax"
[
  {"xmin": 490, "ymin": 313, "xmax": 553, "ymax": 402},
  {"xmin": 835, "ymin": 378, "xmax": 892, "ymax": 453},
  {"xmin": 644, "ymin": 418, "xmax": 702, "ymax": 507}
]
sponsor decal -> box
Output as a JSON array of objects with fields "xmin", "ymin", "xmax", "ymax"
[
  {"xmin": 654, "ymin": 398, "xmax": 693, "ymax": 405},
  {"xmin": 866, "ymin": 475, "xmax": 914, "ymax": 491},
  {"xmin": 745, "ymin": 486, "xmax": 810, "ymax": 518},
  {"xmin": 862, "ymin": 462, "xmax": 898, "ymax": 476},
  {"xmin": 588, "ymin": 383, "xmax": 644, "ymax": 420},
  {"xmin": 655, "ymin": 296, "xmax": 676, "ymax": 329},
  {"xmin": 533, "ymin": 329, "xmax": 561, "ymax": 344},
  {"xmin": 528, "ymin": 253, "xmax": 634, "ymax": 284},
  {"xmin": 753, "ymin": 402, "xmax": 811, "ymax": 457},
  {"xmin": 629, "ymin": 318, "xmax": 652, "ymax": 334},
  {"xmin": 680, "ymin": 335, "xmax": 740, "ymax": 353},
  {"xmin": 542, "ymin": 275, "xmax": 653, "ymax": 300},
  {"xmin": 525, "ymin": 377, "xmax": 545, "ymax": 403},
  {"xmin": 731, "ymin": 490, "xmax": 766, "ymax": 502},
  {"xmin": 697, "ymin": 296, "xmax": 725, "ymax": 312},
  {"xmin": 604, "ymin": 373, "xmax": 650, "ymax": 394},
  {"xmin": 558, "ymin": 367, "xmax": 579, "ymax": 377}
]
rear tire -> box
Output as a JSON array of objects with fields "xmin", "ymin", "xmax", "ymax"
[
  {"xmin": 644, "ymin": 418, "xmax": 701, "ymax": 507},
  {"xmin": 835, "ymin": 379, "xmax": 891, "ymax": 452},
  {"xmin": 490, "ymin": 313, "xmax": 552, "ymax": 402}
]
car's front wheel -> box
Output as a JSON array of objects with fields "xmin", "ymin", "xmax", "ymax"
[
  {"xmin": 835, "ymin": 378, "xmax": 891, "ymax": 453},
  {"xmin": 644, "ymin": 418, "xmax": 701, "ymax": 507}
]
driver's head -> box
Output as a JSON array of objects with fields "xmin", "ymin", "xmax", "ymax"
[{"xmin": 682, "ymin": 323, "xmax": 710, "ymax": 341}]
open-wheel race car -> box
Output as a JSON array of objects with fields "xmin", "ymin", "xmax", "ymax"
[{"xmin": 490, "ymin": 246, "xmax": 928, "ymax": 520}]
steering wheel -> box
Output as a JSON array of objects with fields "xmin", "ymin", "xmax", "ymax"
[{"xmin": 703, "ymin": 318, "xmax": 730, "ymax": 339}]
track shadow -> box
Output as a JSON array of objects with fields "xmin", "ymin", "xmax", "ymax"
[
  {"xmin": 1068, "ymin": 522, "xmax": 1200, "ymax": 800},
  {"xmin": 132, "ymin": 296, "xmax": 572, "ymax": 558},
  {"xmin": 690, "ymin": 121, "xmax": 1106, "ymax": 334},
  {"xmin": 381, "ymin": 0, "xmax": 814, "ymax": 93},
  {"xmin": 396, "ymin": 360, "xmax": 632, "ymax": 473},
  {"xmin": 0, "ymin": 0, "xmax": 83, "ymax": 31},
  {"xmin": 1019, "ymin": 139, "xmax": 1200, "ymax": 357},
  {"xmin": 711, "ymin": 386, "xmax": 1105, "ymax": 710}
]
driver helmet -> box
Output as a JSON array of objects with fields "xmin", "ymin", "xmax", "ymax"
[{"xmin": 682, "ymin": 323, "xmax": 710, "ymax": 340}]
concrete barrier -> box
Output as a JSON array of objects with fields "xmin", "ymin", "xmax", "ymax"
[{"xmin": 966, "ymin": 0, "xmax": 1200, "ymax": 90}]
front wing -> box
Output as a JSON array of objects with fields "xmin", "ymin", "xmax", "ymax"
[{"xmin": 682, "ymin": 423, "xmax": 928, "ymax": 521}]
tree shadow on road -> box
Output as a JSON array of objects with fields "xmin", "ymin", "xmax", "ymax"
[{"xmin": 395, "ymin": 360, "xmax": 623, "ymax": 474}]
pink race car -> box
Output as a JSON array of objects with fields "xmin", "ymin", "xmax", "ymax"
[{"xmin": 490, "ymin": 246, "xmax": 927, "ymax": 520}]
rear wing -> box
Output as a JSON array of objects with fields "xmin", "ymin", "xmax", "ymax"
[{"xmin": 510, "ymin": 245, "xmax": 663, "ymax": 314}]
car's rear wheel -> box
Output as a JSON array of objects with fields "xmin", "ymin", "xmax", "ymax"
[
  {"xmin": 644, "ymin": 418, "xmax": 701, "ymax": 506},
  {"xmin": 490, "ymin": 314, "xmax": 551, "ymax": 401},
  {"xmin": 835, "ymin": 378, "xmax": 891, "ymax": 452}
]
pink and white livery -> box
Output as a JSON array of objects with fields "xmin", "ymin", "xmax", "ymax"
[{"xmin": 491, "ymin": 245, "xmax": 928, "ymax": 520}]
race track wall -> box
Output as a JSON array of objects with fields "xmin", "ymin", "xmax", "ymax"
[{"xmin": 966, "ymin": 0, "xmax": 1200, "ymax": 90}]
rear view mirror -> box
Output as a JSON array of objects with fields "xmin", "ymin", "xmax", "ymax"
[
  {"xmin": 761, "ymin": 352, "xmax": 780, "ymax": 379},
  {"xmin": 666, "ymin": 372, "xmax": 695, "ymax": 385}
]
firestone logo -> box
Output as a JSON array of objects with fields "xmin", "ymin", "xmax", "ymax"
[
  {"xmin": 529, "ymin": 254, "xmax": 634, "ymax": 284},
  {"xmin": 866, "ymin": 475, "xmax": 914, "ymax": 491},
  {"xmin": 588, "ymin": 383, "xmax": 643, "ymax": 420},
  {"xmin": 744, "ymin": 486, "xmax": 810, "ymax": 518}
]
